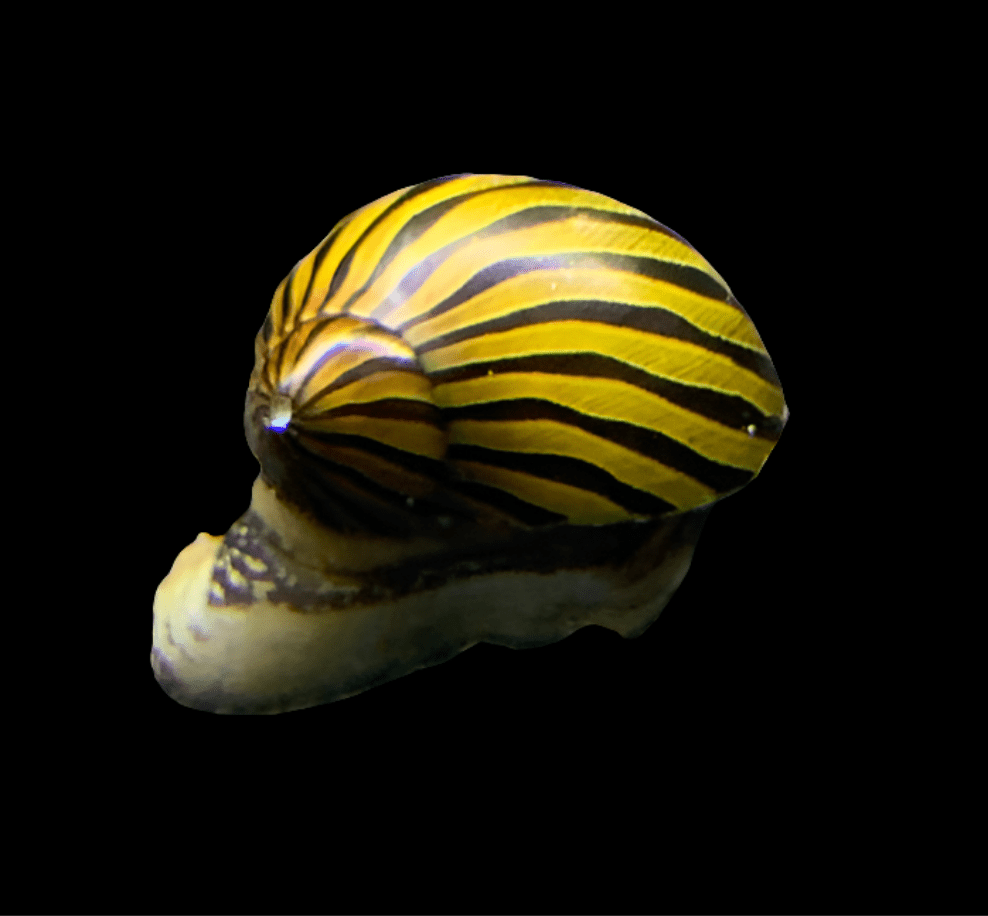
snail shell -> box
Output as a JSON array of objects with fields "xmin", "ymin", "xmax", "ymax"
[{"xmin": 152, "ymin": 174, "xmax": 787, "ymax": 714}]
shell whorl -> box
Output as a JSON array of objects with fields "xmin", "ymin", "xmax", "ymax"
[
  {"xmin": 245, "ymin": 173, "xmax": 786, "ymax": 538},
  {"xmin": 246, "ymin": 315, "xmax": 455, "ymax": 536}
]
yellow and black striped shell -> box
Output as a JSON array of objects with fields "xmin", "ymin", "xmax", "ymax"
[{"xmin": 152, "ymin": 174, "xmax": 787, "ymax": 715}]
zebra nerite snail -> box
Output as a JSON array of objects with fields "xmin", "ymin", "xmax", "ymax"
[{"xmin": 152, "ymin": 174, "xmax": 788, "ymax": 714}]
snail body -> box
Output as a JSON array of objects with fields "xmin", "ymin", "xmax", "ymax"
[{"xmin": 152, "ymin": 174, "xmax": 787, "ymax": 714}]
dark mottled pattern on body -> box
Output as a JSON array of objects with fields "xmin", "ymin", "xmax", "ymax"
[{"xmin": 207, "ymin": 505, "xmax": 712, "ymax": 614}]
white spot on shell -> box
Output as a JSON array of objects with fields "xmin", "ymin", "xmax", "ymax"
[{"xmin": 268, "ymin": 393, "xmax": 293, "ymax": 432}]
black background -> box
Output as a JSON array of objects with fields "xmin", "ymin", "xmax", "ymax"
[{"xmin": 17, "ymin": 25, "xmax": 888, "ymax": 888}]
